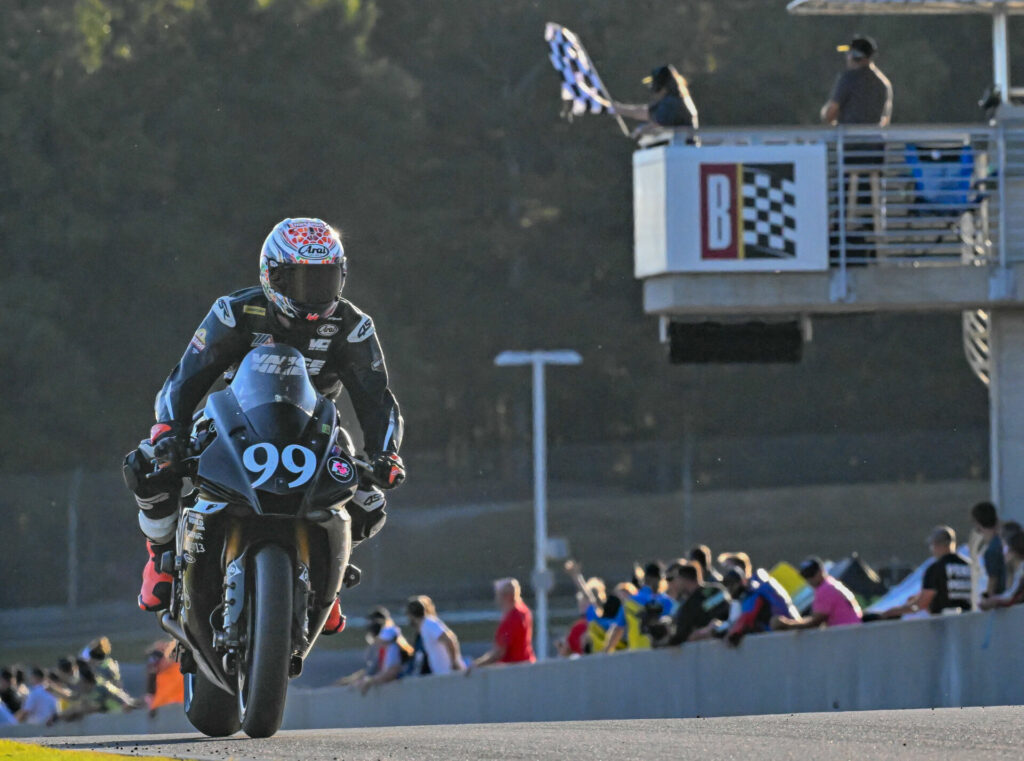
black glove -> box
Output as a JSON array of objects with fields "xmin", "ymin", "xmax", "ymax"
[
  {"xmin": 122, "ymin": 445, "xmax": 180, "ymax": 497},
  {"xmin": 121, "ymin": 423, "xmax": 182, "ymax": 495},
  {"xmin": 148, "ymin": 423, "xmax": 183, "ymax": 468},
  {"xmin": 368, "ymin": 452, "xmax": 406, "ymax": 489}
]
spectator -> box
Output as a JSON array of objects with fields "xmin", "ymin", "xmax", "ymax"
[
  {"xmin": 471, "ymin": 578, "xmax": 536, "ymax": 668},
  {"xmin": 86, "ymin": 636, "xmax": 122, "ymax": 690},
  {"xmin": 144, "ymin": 641, "xmax": 184, "ymax": 716},
  {"xmin": 722, "ymin": 564, "xmax": 799, "ymax": 646},
  {"xmin": 15, "ymin": 667, "xmax": 58, "ymax": 725},
  {"xmin": 820, "ymin": 35, "xmax": 892, "ymax": 126},
  {"xmin": 772, "ymin": 557, "xmax": 862, "ymax": 631},
  {"xmin": 970, "ymin": 501, "xmax": 1006, "ymax": 604},
  {"xmin": 0, "ymin": 699, "xmax": 15, "ymax": 725},
  {"xmin": 603, "ymin": 563, "xmax": 675, "ymax": 652},
  {"xmin": 1001, "ymin": 521, "xmax": 1022, "ymax": 544},
  {"xmin": 354, "ymin": 608, "xmax": 415, "ymax": 694},
  {"xmin": 979, "ymin": 532, "xmax": 1024, "ymax": 610},
  {"xmin": 718, "ymin": 551, "xmax": 753, "ymax": 577},
  {"xmin": 0, "ymin": 668, "xmax": 22, "ymax": 715},
  {"xmin": 70, "ymin": 663, "xmax": 137, "ymax": 716},
  {"xmin": 562, "ymin": 560, "xmax": 620, "ymax": 654},
  {"xmin": 43, "ymin": 659, "xmax": 83, "ymax": 713},
  {"xmin": 689, "ymin": 544, "xmax": 723, "ymax": 584},
  {"xmin": 881, "ymin": 526, "xmax": 972, "ymax": 618},
  {"xmin": 406, "ymin": 595, "xmax": 464, "ymax": 675},
  {"xmin": 557, "ymin": 561, "xmax": 596, "ymax": 656},
  {"xmin": 611, "ymin": 64, "xmax": 698, "ymax": 139},
  {"xmin": 658, "ymin": 560, "xmax": 731, "ymax": 646}
]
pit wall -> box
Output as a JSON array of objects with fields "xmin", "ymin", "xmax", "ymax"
[{"xmin": 6, "ymin": 607, "xmax": 1023, "ymax": 738}]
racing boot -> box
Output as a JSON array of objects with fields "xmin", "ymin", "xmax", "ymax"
[
  {"xmin": 138, "ymin": 540, "xmax": 174, "ymax": 612},
  {"xmin": 322, "ymin": 597, "xmax": 346, "ymax": 635}
]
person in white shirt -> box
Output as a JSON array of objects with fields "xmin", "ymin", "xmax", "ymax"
[
  {"xmin": 406, "ymin": 595, "xmax": 464, "ymax": 675},
  {"xmin": 16, "ymin": 668, "xmax": 59, "ymax": 725}
]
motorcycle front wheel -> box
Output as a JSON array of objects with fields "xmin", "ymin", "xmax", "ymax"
[{"xmin": 237, "ymin": 543, "xmax": 294, "ymax": 738}]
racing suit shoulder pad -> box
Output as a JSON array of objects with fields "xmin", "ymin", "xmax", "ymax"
[
  {"xmin": 210, "ymin": 287, "xmax": 270, "ymax": 326},
  {"xmin": 331, "ymin": 299, "xmax": 376, "ymax": 343}
]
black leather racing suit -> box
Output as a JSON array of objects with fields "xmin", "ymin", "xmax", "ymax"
[{"xmin": 131, "ymin": 286, "xmax": 403, "ymax": 546}]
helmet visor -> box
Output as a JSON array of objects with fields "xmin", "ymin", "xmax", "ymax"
[{"xmin": 270, "ymin": 263, "xmax": 343, "ymax": 306}]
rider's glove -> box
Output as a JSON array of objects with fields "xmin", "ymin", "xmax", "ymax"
[
  {"xmin": 369, "ymin": 452, "xmax": 406, "ymax": 489},
  {"xmin": 148, "ymin": 423, "xmax": 183, "ymax": 468}
]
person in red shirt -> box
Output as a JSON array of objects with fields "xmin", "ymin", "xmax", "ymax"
[{"xmin": 471, "ymin": 578, "xmax": 536, "ymax": 668}]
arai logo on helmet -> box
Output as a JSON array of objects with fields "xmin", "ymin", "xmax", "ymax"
[
  {"xmin": 326, "ymin": 456, "xmax": 354, "ymax": 483},
  {"xmin": 297, "ymin": 243, "xmax": 331, "ymax": 260}
]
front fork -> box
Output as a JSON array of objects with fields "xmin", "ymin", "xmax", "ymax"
[{"xmin": 215, "ymin": 521, "xmax": 319, "ymax": 679}]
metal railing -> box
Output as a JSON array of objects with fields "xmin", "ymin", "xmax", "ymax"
[{"xmin": 641, "ymin": 123, "xmax": 1019, "ymax": 270}]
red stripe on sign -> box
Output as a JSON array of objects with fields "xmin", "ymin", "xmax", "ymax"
[{"xmin": 700, "ymin": 163, "xmax": 739, "ymax": 260}]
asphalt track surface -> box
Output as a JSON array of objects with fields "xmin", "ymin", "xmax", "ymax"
[{"xmin": 27, "ymin": 706, "xmax": 1024, "ymax": 761}]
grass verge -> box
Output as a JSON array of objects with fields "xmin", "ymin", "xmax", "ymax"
[{"xmin": 0, "ymin": 739, "xmax": 189, "ymax": 761}]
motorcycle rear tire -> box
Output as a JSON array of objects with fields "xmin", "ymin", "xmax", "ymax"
[
  {"xmin": 239, "ymin": 543, "xmax": 294, "ymax": 738},
  {"xmin": 184, "ymin": 670, "xmax": 241, "ymax": 738}
]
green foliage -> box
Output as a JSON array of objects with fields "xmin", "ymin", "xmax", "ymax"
[{"xmin": 0, "ymin": 0, "xmax": 995, "ymax": 475}]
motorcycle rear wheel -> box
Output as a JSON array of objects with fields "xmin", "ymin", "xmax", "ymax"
[
  {"xmin": 238, "ymin": 543, "xmax": 294, "ymax": 738},
  {"xmin": 184, "ymin": 670, "xmax": 241, "ymax": 737}
]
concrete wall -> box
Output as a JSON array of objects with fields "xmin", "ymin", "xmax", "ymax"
[{"xmin": 6, "ymin": 608, "xmax": 1023, "ymax": 738}]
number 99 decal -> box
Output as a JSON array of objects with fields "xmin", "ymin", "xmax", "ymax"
[{"xmin": 242, "ymin": 443, "xmax": 317, "ymax": 488}]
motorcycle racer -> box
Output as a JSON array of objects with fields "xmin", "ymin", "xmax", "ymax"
[{"xmin": 123, "ymin": 217, "xmax": 405, "ymax": 633}]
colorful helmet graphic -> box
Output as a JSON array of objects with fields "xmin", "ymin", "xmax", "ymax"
[{"xmin": 259, "ymin": 217, "xmax": 347, "ymax": 321}]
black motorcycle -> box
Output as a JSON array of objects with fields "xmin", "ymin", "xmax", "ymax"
[{"xmin": 143, "ymin": 344, "xmax": 370, "ymax": 738}]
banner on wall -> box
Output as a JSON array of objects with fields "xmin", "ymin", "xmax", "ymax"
[{"xmin": 634, "ymin": 143, "xmax": 829, "ymax": 275}]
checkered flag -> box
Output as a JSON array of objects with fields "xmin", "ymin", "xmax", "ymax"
[
  {"xmin": 741, "ymin": 164, "xmax": 797, "ymax": 258},
  {"xmin": 544, "ymin": 23, "xmax": 628, "ymax": 135}
]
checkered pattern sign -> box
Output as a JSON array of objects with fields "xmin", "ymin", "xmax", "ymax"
[
  {"xmin": 741, "ymin": 164, "xmax": 797, "ymax": 259},
  {"xmin": 544, "ymin": 23, "xmax": 613, "ymax": 117}
]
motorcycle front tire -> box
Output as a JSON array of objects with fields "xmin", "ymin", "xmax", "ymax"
[{"xmin": 239, "ymin": 543, "xmax": 294, "ymax": 738}]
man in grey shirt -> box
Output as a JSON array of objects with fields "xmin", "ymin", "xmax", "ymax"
[{"xmin": 821, "ymin": 35, "xmax": 892, "ymax": 126}]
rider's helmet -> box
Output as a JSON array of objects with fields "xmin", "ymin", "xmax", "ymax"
[{"xmin": 259, "ymin": 217, "xmax": 347, "ymax": 321}]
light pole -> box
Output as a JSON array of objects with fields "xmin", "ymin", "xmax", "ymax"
[{"xmin": 494, "ymin": 349, "xmax": 582, "ymax": 661}]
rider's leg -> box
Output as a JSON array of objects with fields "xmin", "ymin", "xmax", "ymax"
[
  {"xmin": 348, "ymin": 483, "xmax": 387, "ymax": 547},
  {"xmin": 125, "ymin": 449, "xmax": 180, "ymax": 612},
  {"xmin": 321, "ymin": 483, "xmax": 387, "ymax": 635}
]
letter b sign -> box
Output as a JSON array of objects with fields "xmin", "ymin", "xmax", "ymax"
[{"xmin": 700, "ymin": 164, "xmax": 738, "ymax": 260}]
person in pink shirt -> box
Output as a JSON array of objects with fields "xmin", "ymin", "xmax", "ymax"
[{"xmin": 772, "ymin": 557, "xmax": 862, "ymax": 630}]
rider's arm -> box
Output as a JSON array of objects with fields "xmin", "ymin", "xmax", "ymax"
[
  {"xmin": 154, "ymin": 298, "xmax": 249, "ymax": 428},
  {"xmin": 334, "ymin": 308, "xmax": 404, "ymax": 455}
]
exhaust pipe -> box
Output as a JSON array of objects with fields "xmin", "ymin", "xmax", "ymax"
[{"xmin": 160, "ymin": 612, "xmax": 235, "ymax": 695}]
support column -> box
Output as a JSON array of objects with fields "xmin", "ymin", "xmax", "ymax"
[{"xmin": 989, "ymin": 309, "xmax": 1024, "ymax": 524}]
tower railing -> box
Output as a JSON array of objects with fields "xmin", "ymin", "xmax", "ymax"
[{"xmin": 639, "ymin": 124, "xmax": 1016, "ymax": 274}]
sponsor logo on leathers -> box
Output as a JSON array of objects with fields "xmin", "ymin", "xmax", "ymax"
[
  {"xmin": 317, "ymin": 324, "xmax": 339, "ymax": 337},
  {"xmin": 347, "ymin": 316, "xmax": 374, "ymax": 343},
  {"xmin": 214, "ymin": 298, "xmax": 236, "ymax": 327}
]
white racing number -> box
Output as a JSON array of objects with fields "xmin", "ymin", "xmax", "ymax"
[{"xmin": 242, "ymin": 443, "xmax": 317, "ymax": 488}]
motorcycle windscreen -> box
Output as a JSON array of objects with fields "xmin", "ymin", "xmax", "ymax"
[{"xmin": 230, "ymin": 345, "xmax": 318, "ymax": 441}]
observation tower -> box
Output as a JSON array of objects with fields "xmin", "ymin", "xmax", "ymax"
[{"xmin": 632, "ymin": 0, "xmax": 1024, "ymax": 520}]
